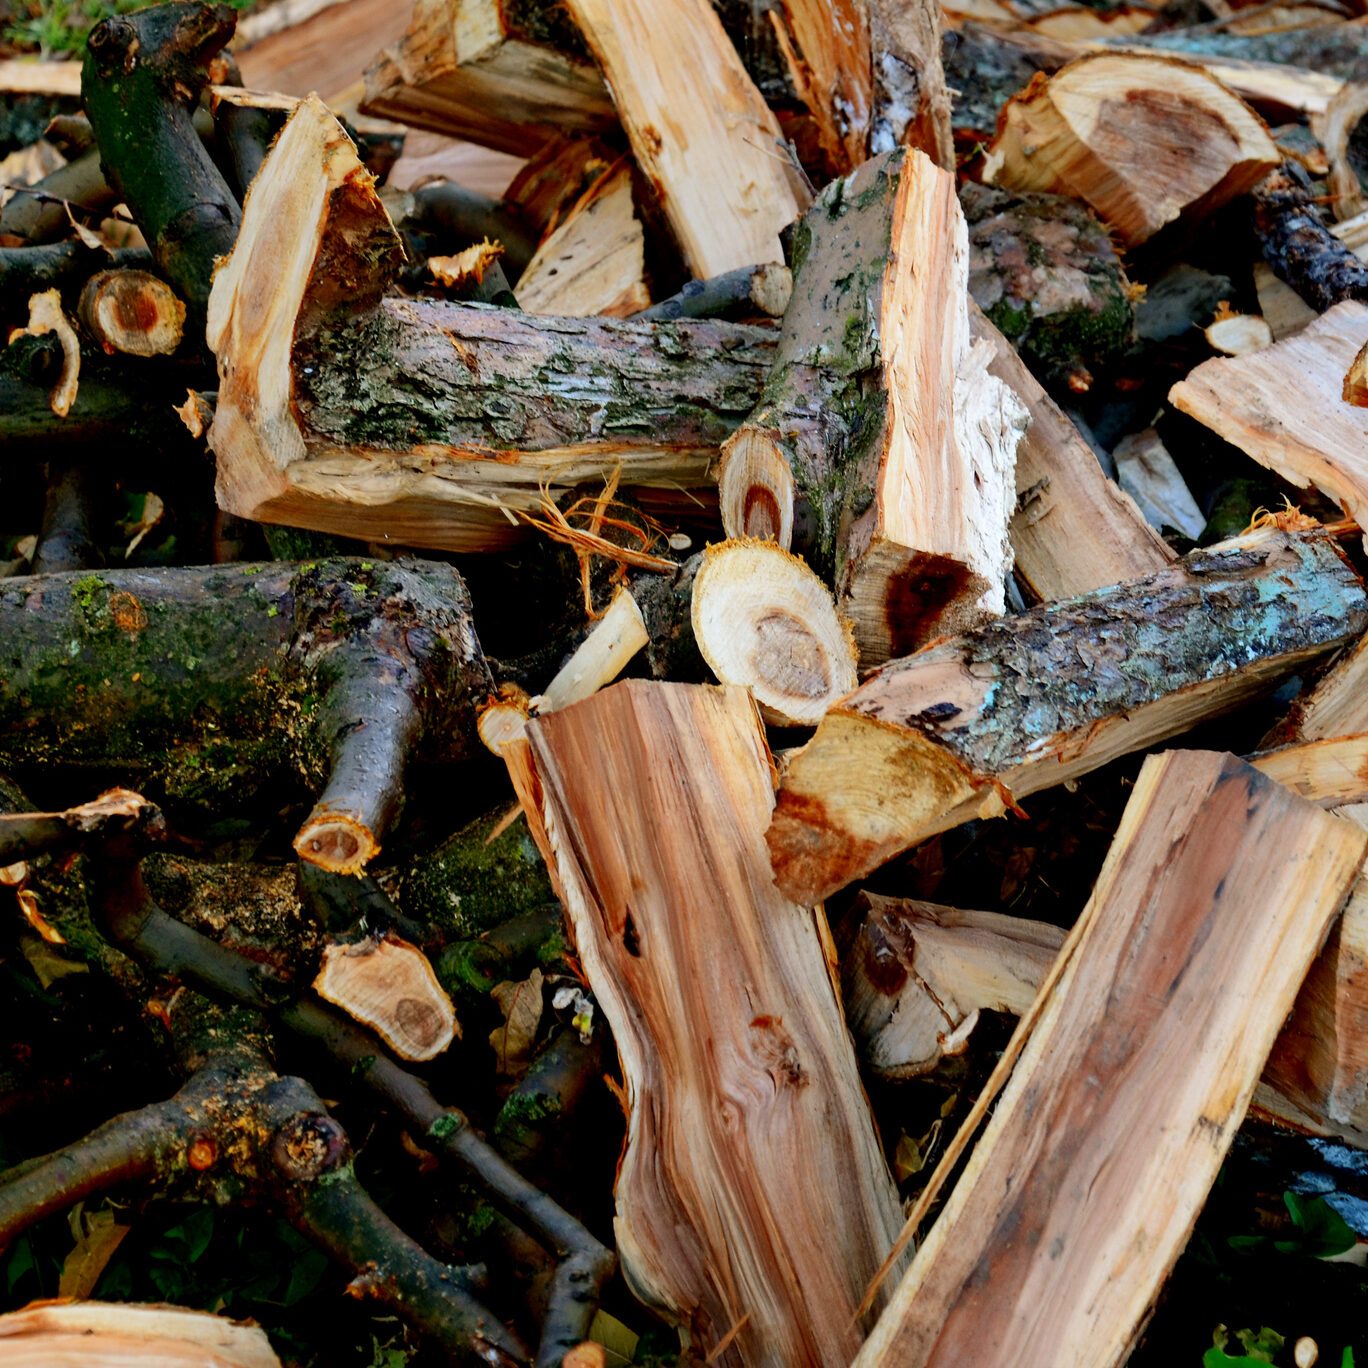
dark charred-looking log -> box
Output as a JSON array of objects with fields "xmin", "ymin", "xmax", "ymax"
[{"xmin": 1254, "ymin": 161, "xmax": 1368, "ymax": 312}]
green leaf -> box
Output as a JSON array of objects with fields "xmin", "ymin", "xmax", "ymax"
[
  {"xmin": 282, "ymin": 1249, "xmax": 328, "ymax": 1307},
  {"xmin": 1283, "ymin": 1192, "xmax": 1357, "ymax": 1259},
  {"xmin": 5, "ymin": 1235, "xmax": 35, "ymax": 1294},
  {"xmin": 1342, "ymin": 1349, "xmax": 1355, "ymax": 1368},
  {"xmin": 163, "ymin": 1206, "xmax": 215, "ymax": 1263}
]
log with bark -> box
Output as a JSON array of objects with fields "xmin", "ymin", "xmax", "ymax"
[
  {"xmin": 853, "ymin": 749, "xmax": 1368, "ymax": 1366},
  {"xmin": 718, "ymin": 146, "xmax": 1028, "ymax": 666},
  {"xmin": 0, "ymin": 560, "xmax": 491, "ymax": 874},
  {"xmin": 206, "ymin": 95, "xmax": 775, "ymax": 551},
  {"xmin": 512, "ymin": 681, "xmax": 905, "ymax": 1363},
  {"xmin": 768, "ymin": 527, "xmax": 1368, "ymax": 903}
]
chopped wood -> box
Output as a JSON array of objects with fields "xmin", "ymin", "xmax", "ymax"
[
  {"xmin": 634, "ymin": 263, "xmax": 792, "ymax": 323},
  {"xmin": 1205, "ymin": 310, "xmax": 1274, "ymax": 354},
  {"xmin": 719, "ymin": 148, "xmax": 1027, "ymax": 666},
  {"xmin": 562, "ymin": 0, "xmax": 810, "ymax": 277},
  {"xmin": 843, "ymin": 893, "xmax": 1064, "ymax": 1078},
  {"xmin": 768, "ymin": 527, "xmax": 1368, "ymax": 904},
  {"xmin": 853, "ymin": 749, "xmax": 1368, "ymax": 1367},
  {"xmin": 1112, "ymin": 427, "xmax": 1207, "ymax": 539},
  {"xmin": 513, "ymin": 161, "xmax": 648, "ymax": 317},
  {"xmin": 1347, "ymin": 337, "xmax": 1368, "ymax": 404},
  {"xmin": 1320, "ymin": 79, "xmax": 1368, "ymax": 221},
  {"xmin": 78, "ymin": 269, "xmax": 185, "ymax": 356},
  {"xmin": 691, "ymin": 539, "xmax": 857, "ymax": 727},
  {"xmin": 983, "ymin": 53, "xmax": 1280, "ymax": 247},
  {"xmin": 360, "ymin": 0, "xmax": 616, "ymax": 155},
  {"xmin": 518, "ymin": 681, "xmax": 904, "ymax": 1362},
  {"xmin": 866, "ymin": 0, "xmax": 955, "ymax": 167},
  {"xmin": 206, "ymin": 97, "xmax": 773, "ymax": 550},
  {"xmin": 536, "ymin": 586, "xmax": 649, "ymax": 713},
  {"xmin": 972, "ymin": 307, "xmax": 1177, "ymax": 603},
  {"xmin": 0, "ymin": 1301, "xmax": 281, "ymax": 1367},
  {"xmin": 1170, "ymin": 301, "xmax": 1368, "ymax": 536},
  {"xmin": 313, "ymin": 932, "xmax": 458, "ymax": 1062},
  {"xmin": 1249, "ymin": 733, "xmax": 1368, "ymax": 808}
]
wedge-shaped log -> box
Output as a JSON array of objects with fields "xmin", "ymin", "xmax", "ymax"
[
  {"xmin": 973, "ymin": 306, "xmax": 1175, "ymax": 602},
  {"xmin": 720, "ymin": 148, "xmax": 1027, "ymax": 665},
  {"xmin": 360, "ymin": 0, "xmax": 616, "ymax": 155},
  {"xmin": 0, "ymin": 560, "xmax": 491, "ymax": 876},
  {"xmin": 854, "ymin": 750, "xmax": 1368, "ymax": 1367},
  {"xmin": 207, "ymin": 97, "xmax": 774, "ymax": 552},
  {"xmin": 983, "ymin": 53, "xmax": 1280, "ymax": 247},
  {"xmin": 769, "ymin": 527, "xmax": 1368, "ymax": 903},
  {"xmin": 517, "ymin": 682, "xmax": 904, "ymax": 1363},
  {"xmin": 1170, "ymin": 301, "xmax": 1368, "ymax": 538},
  {"xmin": 844, "ymin": 894, "xmax": 1064, "ymax": 1078},
  {"xmin": 563, "ymin": 0, "xmax": 809, "ymax": 278}
]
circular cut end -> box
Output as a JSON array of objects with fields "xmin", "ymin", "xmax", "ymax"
[
  {"xmin": 1205, "ymin": 314, "xmax": 1272, "ymax": 355},
  {"xmin": 80, "ymin": 269, "xmax": 186, "ymax": 357},
  {"xmin": 294, "ymin": 811, "xmax": 380, "ymax": 874},
  {"xmin": 692, "ymin": 539, "xmax": 857, "ymax": 727},
  {"xmin": 479, "ymin": 699, "xmax": 530, "ymax": 755},
  {"xmin": 718, "ymin": 428, "xmax": 796, "ymax": 547}
]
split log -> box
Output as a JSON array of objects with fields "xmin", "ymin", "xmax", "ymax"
[
  {"xmin": 865, "ymin": 0, "xmax": 954, "ymax": 167},
  {"xmin": 690, "ymin": 539, "xmax": 857, "ymax": 727},
  {"xmin": 1249, "ymin": 733, "xmax": 1368, "ymax": 808},
  {"xmin": 1111, "ymin": 428, "xmax": 1206, "ymax": 540},
  {"xmin": 853, "ymin": 749, "xmax": 1368, "ymax": 1367},
  {"xmin": 0, "ymin": 1302, "xmax": 281, "ymax": 1368},
  {"xmin": 360, "ymin": 0, "xmax": 616, "ymax": 155},
  {"xmin": 768, "ymin": 527, "xmax": 1368, "ymax": 904},
  {"xmin": 516, "ymin": 681, "xmax": 904, "ymax": 1362},
  {"xmin": 313, "ymin": 932, "xmax": 458, "ymax": 1062},
  {"xmin": 1348, "ymin": 338, "xmax": 1368, "ymax": 405},
  {"xmin": 0, "ymin": 560, "xmax": 491, "ymax": 874},
  {"xmin": 1169, "ymin": 302, "xmax": 1368, "ymax": 537},
  {"xmin": 78, "ymin": 269, "xmax": 185, "ymax": 357},
  {"xmin": 512, "ymin": 160, "xmax": 648, "ymax": 317},
  {"xmin": 1254, "ymin": 160, "xmax": 1368, "ymax": 310},
  {"xmin": 206, "ymin": 97, "xmax": 774, "ymax": 551},
  {"xmin": 81, "ymin": 2, "xmax": 241, "ymax": 320},
  {"xmin": 973, "ymin": 308, "xmax": 1176, "ymax": 604},
  {"xmin": 843, "ymin": 894, "xmax": 1064, "ymax": 1078},
  {"xmin": 562, "ymin": 0, "xmax": 810, "ymax": 278},
  {"xmin": 982, "ymin": 53, "xmax": 1280, "ymax": 247},
  {"xmin": 719, "ymin": 148, "xmax": 1027, "ymax": 666}
]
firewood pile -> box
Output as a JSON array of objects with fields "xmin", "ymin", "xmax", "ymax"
[{"xmin": 3, "ymin": 0, "xmax": 1368, "ymax": 1362}]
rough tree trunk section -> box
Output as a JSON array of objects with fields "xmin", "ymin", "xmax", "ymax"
[
  {"xmin": 866, "ymin": 0, "xmax": 954, "ymax": 167},
  {"xmin": 517, "ymin": 681, "xmax": 904, "ymax": 1364},
  {"xmin": 972, "ymin": 306, "xmax": 1175, "ymax": 603},
  {"xmin": 360, "ymin": 0, "xmax": 616, "ymax": 155},
  {"xmin": 768, "ymin": 527, "xmax": 1368, "ymax": 904},
  {"xmin": 0, "ymin": 560, "xmax": 491, "ymax": 873},
  {"xmin": 1169, "ymin": 301, "xmax": 1368, "ymax": 539},
  {"xmin": 983, "ymin": 53, "xmax": 1280, "ymax": 247},
  {"xmin": 563, "ymin": 0, "xmax": 810, "ymax": 278},
  {"xmin": 719, "ymin": 148, "xmax": 1027, "ymax": 666},
  {"xmin": 206, "ymin": 97, "xmax": 774, "ymax": 551},
  {"xmin": 853, "ymin": 750, "xmax": 1368, "ymax": 1368}
]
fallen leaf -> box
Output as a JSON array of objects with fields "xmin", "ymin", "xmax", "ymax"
[
  {"xmin": 59, "ymin": 1206, "xmax": 130, "ymax": 1299},
  {"xmin": 489, "ymin": 968, "xmax": 544, "ymax": 1078}
]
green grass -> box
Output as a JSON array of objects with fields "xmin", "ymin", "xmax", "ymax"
[{"xmin": 3, "ymin": 0, "xmax": 254, "ymax": 59}]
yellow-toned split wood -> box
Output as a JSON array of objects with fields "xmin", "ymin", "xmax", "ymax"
[
  {"xmin": 313, "ymin": 931, "xmax": 458, "ymax": 1062},
  {"xmin": 691, "ymin": 540, "xmax": 857, "ymax": 727},
  {"xmin": 537, "ymin": 586, "xmax": 649, "ymax": 713},
  {"xmin": 18, "ymin": 289, "xmax": 79, "ymax": 417},
  {"xmin": 854, "ymin": 750, "xmax": 1368, "ymax": 1367},
  {"xmin": 519, "ymin": 681, "xmax": 904, "ymax": 1363},
  {"xmin": 514, "ymin": 162, "xmax": 648, "ymax": 317},
  {"xmin": 983, "ymin": 52, "xmax": 1280, "ymax": 246},
  {"xmin": 1171, "ymin": 301, "xmax": 1368, "ymax": 540},
  {"xmin": 563, "ymin": 0, "xmax": 809, "ymax": 278},
  {"xmin": 1346, "ymin": 337, "xmax": 1368, "ymax": 405},
  {"xmin": 360, "ymin": 0, "xmax": 616, "ymax": 155},
  {"xmin": 0, "ymin": 1301, "xmax": 281, "ymax": 1368}
]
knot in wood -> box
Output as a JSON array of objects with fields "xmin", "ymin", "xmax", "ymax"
[
  {"xmin": 186, "ymin": 1134, "xmax": 217, "ymax": 1171},
  {"xmin": 271, "ymin": 1112, "xmax": 350, "ymax": 1182}
]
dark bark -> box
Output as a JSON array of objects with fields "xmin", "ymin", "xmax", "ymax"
[
  {"xmin": 0, "ymin": 242, "xmax": 151, "ymax": 324},
  {"xmin": 494, "ymin": 1027, "xmax": 604, "ymax": 1179},
  {"xmin": 1254, "ymin": 161, "xmax": 1368, "ymax": 312},
  {"xmin": 632, "ymin": 262, "xmax": 791, "ymax": 322},
  {"xmin": 32, "ymin": 462, "xmax": 104, "ymax": 575},
  {"xmin": 0, "ymin": 149, "xmax": 117, "ymax": 244},
  {"xmin": 408, "ymin": 181, "xmax": 539, "ymax": 279},
  {"xmin": 82, "ymin": 1, "xmax": 242, "ymax": 324},
  {"xmin": 0, "ymin": 560, "xmax": 492, "ymax": 869}
]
